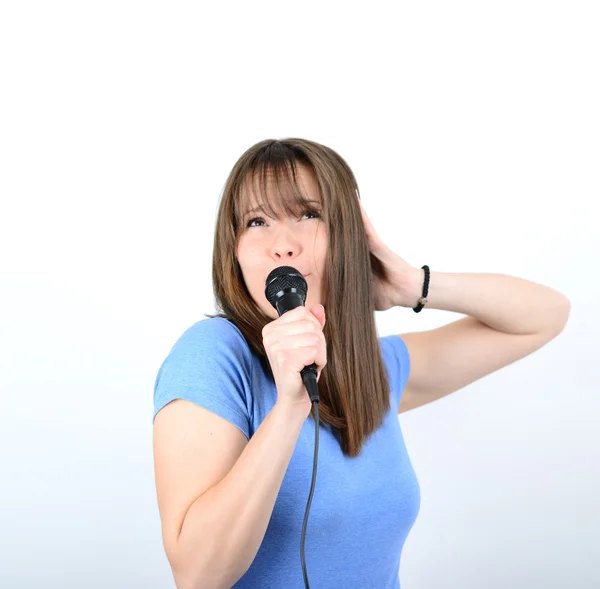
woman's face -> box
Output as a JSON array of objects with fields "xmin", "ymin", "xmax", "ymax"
[{"xmin": 236, "ymin": 165, "xmax": 328, "ymax": 320}]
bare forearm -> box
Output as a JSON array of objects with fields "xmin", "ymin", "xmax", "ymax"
[
  {"xmin": 405, "ymin": 270, "xmax": 571, "ymax": 335},
  {"xmin": 173, "ymin": 400, "xmax": 310, "ymax": 589}
]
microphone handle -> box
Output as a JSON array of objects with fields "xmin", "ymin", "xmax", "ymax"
[{"xmin": 301, "ymin": 364, "xmax": 319, "ymax": 404}]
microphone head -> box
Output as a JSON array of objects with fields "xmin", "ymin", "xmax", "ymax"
[{"xmin": 265, "ymin": 265, "xmax": 308, "ymax": 309}]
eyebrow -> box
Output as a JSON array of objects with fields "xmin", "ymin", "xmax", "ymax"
[{"xmin": 243, "ymin": 199, "xmax": 322, "ymax": 217}]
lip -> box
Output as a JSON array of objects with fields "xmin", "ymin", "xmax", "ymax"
[{"xmin": 268, "ymin": 269, "xmax": 310, "ymax": 280}]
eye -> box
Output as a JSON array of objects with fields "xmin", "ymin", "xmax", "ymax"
[
  {"xmin": 246, "ymin": 216, "xmax": 265, "ymax": 228},
  {"xmin": 304, "ymin": 209, "xmax": 321, "ymax": 220},
  {"xmin": 246, "ymin": 210, "xmax": 320, "ymax": 228}
]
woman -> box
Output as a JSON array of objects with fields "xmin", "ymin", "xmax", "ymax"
[{"xmin": 152, "ymin": 138, "xmax": 570, "ymax": 588}]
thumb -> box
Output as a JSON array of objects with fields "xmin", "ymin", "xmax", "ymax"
[{"xmin": 311, "ymin": 304, "xmax": 326, "ymax": 328}]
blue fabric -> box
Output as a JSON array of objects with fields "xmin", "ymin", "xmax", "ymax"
[{"xmin": 153, "ymin": 317, "xmax": 421, "ymax": 588}]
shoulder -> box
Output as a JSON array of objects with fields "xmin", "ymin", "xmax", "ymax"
[
  {"xmin": 153, "ymin": 317, "xmax": 255, "ymax": 433},
  {"xmin": 379, "ymin": 334, "xmax": 410, "ymax": 373},
  {"xmin": 378, "ymin": 334, "xmax": 411, "ymax": 403},
  {"xmin": 179, "ymin": 316, "xmax": 247, "ymax": 345},
  {"xmin": 178, "ymin": 316, "xmax": 242, "ymax": 341},
  {"xmin": 174, "ymin": 317, "xmax": 250, "ymax": 355},
  {"xmin": 160, "ymin": 317, "xmax": 254, "ymax": 377}
]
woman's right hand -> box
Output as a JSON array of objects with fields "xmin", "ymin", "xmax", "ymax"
[{"xmin": 262, "ymin": 304, "xmax": 327, "ymax": 411}]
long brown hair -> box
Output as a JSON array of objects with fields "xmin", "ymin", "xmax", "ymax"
[{"xmin": 205, "ymin": 138, "xmax": 392, "ymax": 458}]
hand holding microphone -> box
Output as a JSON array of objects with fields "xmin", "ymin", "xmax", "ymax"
[{"xmin": 263, "ymin": 266, "xmax": 326, "ymax": 411}]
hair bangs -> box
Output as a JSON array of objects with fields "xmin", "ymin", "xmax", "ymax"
[{"xmin": 235, "ymin": 154, "xmax": 321, "ymax": 234}]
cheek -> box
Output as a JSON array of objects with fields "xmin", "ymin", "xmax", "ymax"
[
  {"xmin": 315, "ymin": 231, "xmax": 328, "ymax": 261},
  {"xmin": 236, "ymin": 241, "xmax": 258, "ymax": 272}
]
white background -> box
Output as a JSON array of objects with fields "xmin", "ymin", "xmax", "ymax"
[{"xmin": 1, "ymin": 1, "xmax": 598, "ymax": 588}]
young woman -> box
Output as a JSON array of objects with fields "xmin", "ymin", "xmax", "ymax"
[{"xmin": 152, "ymin": 138, "xmax": 570, "ymax": 588}]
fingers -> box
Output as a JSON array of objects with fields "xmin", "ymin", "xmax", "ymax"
[
  {"xmin": 310, "ymin": 304, "xmax": 326, "ymax": 328},
  {"xmin": 277, "ymin": 305, "xmax": 323, "ymax": 330}
]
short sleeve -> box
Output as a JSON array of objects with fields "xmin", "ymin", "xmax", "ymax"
[
  {"xmin": 152, "ymin": 317, "xmax": 253, "ymax": 440},
  {"xmin": 380, "ymin": 335, "xmax": 411, "ymax": 410}
]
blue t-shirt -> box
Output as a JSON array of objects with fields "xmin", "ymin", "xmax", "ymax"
[{"xmin": 153, "ymin": 317, "xmax": 421, "ymax": 588}]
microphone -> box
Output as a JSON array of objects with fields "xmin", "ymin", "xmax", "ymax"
[
  {"xmin": 264, "ymin": 265, "xmax": 320, "ymax": 404},
  {"xmin": 265, "ymin": 264, "xmax": 320, "ymax": 589}
]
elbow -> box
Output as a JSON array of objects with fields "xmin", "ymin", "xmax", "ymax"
[
  {"xmin": 166, "ymin": 519, "xmax": 249, "ymax": 589},
  {"xmin": 171, "ymin": 556, "xmax": 242, "ymax": 589},
  {"xmin": 168, "ymin": 549, "xmax": 205, "ymax": 589},
  {"xmin": 171, "ymin": 561, "xmax": 213, "ymax": 589},
  {"xmin": 171, "ymin": 562, "xmax": 199, "ymax": 589},
  {"xmin": 553, "ymin": 295, "xmax": 572, "ymax": 333},
  {"xmin": 169, "ymin": 553, "xmax": 197, "ymax": 589},
  {"xmin": 172, "ymin": 568, "xmax": 212, "ymax": 589}
]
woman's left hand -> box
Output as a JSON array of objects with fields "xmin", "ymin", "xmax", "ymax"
[{"xmin": 358, "ymin": 193, "xmax": 423, "ymax": 311}]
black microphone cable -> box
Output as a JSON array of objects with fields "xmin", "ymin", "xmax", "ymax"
[{"xmin": 300, "ymin": 373, "xmax": 319, "ymax": 589}]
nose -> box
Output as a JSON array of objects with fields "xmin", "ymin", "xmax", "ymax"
[{"xmin": 270, "ymin": 222, "xmax": 302, "ymax": 260}]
